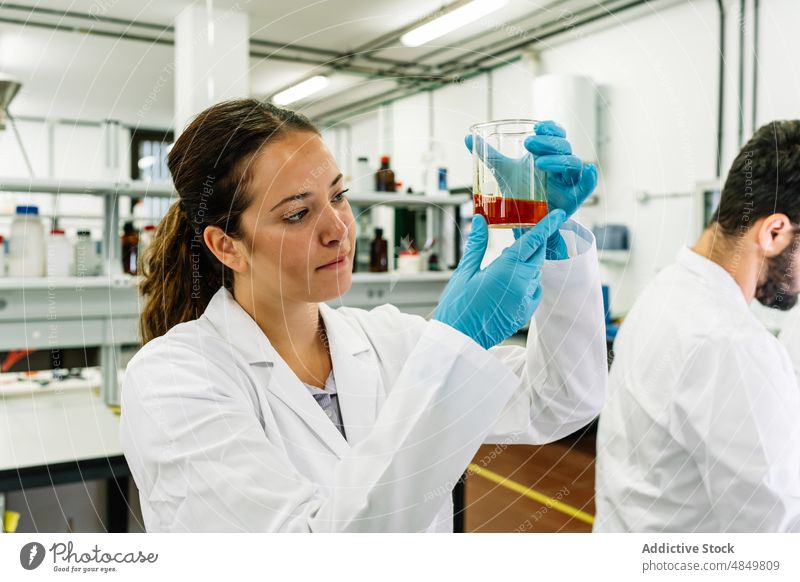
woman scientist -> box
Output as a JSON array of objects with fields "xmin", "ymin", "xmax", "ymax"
[{"xmin": 120, "ymin": 99, "xmax": 606, "ymax": 532}]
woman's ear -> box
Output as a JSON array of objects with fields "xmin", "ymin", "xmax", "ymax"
[
  {"xmin": 757, "ymin": 213, "xmax": 795, "ymax": 257},
  {"xmin": 203, "ymin": 225, "xmax": 249, "ymax": 273}
]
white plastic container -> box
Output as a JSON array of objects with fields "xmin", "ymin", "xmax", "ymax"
[
  {"xmin": 354, "ymin": 156, "xmax": 372, "ymax": 191},
  {"xmin": 8, "ymin": 205, "xmax": 45, "ymax": 277},
  {"xmin": 397, "ymin": 250, "xmax": 422, "ymax": 273},
  {"xmin": 74, "ymin": 229, "xmax": 98, "ymax": 276},
  {"xmin": 46, "ymin": 228, "xmax": 74, "ymax": 277}
]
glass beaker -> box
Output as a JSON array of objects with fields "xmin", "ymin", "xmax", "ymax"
[{"xmin": 470, "ymin": 119, "xmax": 548, "ymax": 228}]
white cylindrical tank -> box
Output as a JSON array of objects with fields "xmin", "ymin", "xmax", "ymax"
[{"xmin": 532, "ymin": 74, "xmax": 597, "ymax": 162}]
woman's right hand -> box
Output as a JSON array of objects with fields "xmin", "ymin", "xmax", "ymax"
[{"xmin": 433, "ymin": 210, "xmax": 566, "ymax": 350}]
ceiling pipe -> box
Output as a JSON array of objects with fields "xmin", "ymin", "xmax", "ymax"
[
  {"xmin": 432, "ymin": 0, "xmax": 652, "ymax": 77},
  {"xmin": 414, "ymin": 0, "xmax": 586, "ymax": 67},
  {"xmin": 313, "ymin": 0, "xmax": 658, "ymax": 124}
]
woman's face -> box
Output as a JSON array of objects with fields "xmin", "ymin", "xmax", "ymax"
[{"xmin": 238, "ymin": 131, "xmax": 356, "ymax": 304}]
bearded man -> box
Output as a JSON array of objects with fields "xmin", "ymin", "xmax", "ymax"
[{"xmin": 594, "ymin": 120, "xmax": 800, "ymax": 532}]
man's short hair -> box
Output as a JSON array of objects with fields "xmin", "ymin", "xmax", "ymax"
[{"xmin": 710, "ymin": 120, "xmax": 800, "ymax": 235}]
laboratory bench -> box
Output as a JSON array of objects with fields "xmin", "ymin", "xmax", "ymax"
[{"xmin": 0, "ymin": 388, "xmax": 131, "ymax": 532}]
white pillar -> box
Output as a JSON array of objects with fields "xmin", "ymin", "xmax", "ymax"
[
  {"xmin": 174, "ymin": 4, "xmax": 250, "ymax": 135},
  {"xmin": 101, "ymin": 119, "xmax": 122, "ymax": 179}
]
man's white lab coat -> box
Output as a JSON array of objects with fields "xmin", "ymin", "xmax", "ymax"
[{"xmin": 595, "ymin": 247, "xmax": 800, "ymax": 532}]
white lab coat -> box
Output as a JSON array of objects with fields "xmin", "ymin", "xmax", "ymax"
[
  {"xmin": 779, "ymin": 307, "xmax": 800, "ymax": 378},
  {"xmin": 595, "ymin": 247, "xmax": 800, "ymax": 532},
  {"xmin": 120, "ymin": 220, "xmax": 606, "ymax": 533}
]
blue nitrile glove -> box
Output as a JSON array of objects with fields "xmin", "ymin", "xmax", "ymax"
[
  {"xmin": 433, "ymin": 209, "xmax": 566, "ymax": 350},
  {"xmin": 464, "ymin": 120, "xmax": 598, "ymax": 260}
]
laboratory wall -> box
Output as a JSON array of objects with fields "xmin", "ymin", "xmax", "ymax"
[
  {"xmin": 3, "ymin": 0, "xmax": 798, "ymax": 316},
  {"xmin": 0, "ymin": 120, "xmax": 136, "ymax": 533},
  {"xmin": 0, "ymin": 120, "xmax": 133, "ymax": 239},
  {"xmin": 535, "ymin": 0, "xmax": 721, "ymax": 313},
  {"xmin": 331, "ymin": 0, "xmax": 800, "ymax": 316}
]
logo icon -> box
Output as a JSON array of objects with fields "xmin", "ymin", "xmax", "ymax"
[{"xmin": 20, "ymin": 542, "xmax": 46, "ymax": 570}]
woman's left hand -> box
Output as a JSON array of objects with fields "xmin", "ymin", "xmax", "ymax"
[{"xmin": 464, "ymin": 120, "xmax": 598, "ymax": 260}]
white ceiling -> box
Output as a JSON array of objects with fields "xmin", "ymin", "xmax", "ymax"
[
  {"xmin": 0, "ymin": 20, "xmax": 177, "ymax": 127},
  {"xmin": 0, "ymin": 0, "xmax": 621, "ymax": 127}
]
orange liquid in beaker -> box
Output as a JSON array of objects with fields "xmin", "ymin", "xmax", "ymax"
[{"xmin": 473, "ymin": 194, "xmax": 549, "ymax": 228}]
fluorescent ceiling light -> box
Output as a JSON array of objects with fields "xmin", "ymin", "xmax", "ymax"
[
  {"xmin": 401, "ymin": 0, "xmax": 509, "ymax": 47},
  {"xmin": 272, "ymin": 76, "xmax": 330, "ymax": 106}
]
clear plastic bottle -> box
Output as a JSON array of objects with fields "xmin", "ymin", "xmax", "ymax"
[
  {"xmin": 355, "ymin": 156, "xmax": 371, "ymax": 190},
  {"xmin": 47, "ymin": 228, "xmax": 74, "ymax": 277},
  {"xmin": 74, "ymin": 229, "xmax": 97, "ymax": 277},
  {"xmin": 8, "ymin": 205, "xmax": 45, "ymax": 278},
  {"xmin": 354, "ymin": 213, "xmax": 372, "ymax": 272}
]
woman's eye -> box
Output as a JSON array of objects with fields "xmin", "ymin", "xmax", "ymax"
[
  {"xmin": 282, "ymin": 190, "xmax": 348, "ymax": 223},
  {"xmin": 284, "ymin": 209, "xmax": 308, "ymax": 223}
]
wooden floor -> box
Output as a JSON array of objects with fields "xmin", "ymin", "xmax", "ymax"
[{"xmin": 463, "ymin": 425, "xmax": 597, "ymax": 533}]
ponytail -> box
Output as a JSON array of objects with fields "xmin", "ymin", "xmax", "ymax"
[
  {"xmin": 139, "ymin": 201, "xmax": 225, "ymax": 344},
  {"xmin": 137, "ymin": 98, "xmax": 319, "ymax": 344}
]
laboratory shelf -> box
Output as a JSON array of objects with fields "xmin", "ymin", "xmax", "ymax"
[
  {"xmin": 0, "ymin": 272, "xmax": 453, "ymax": 288},
  {"xmin": 0, "ymin": 275, "xmax": 137, "ymax": 290},
  {"xmin": 351, "ymin": 270, "xmax": 454, "ymax": 283},
  {"xmin": 0, "ymin": 178, "xmax": 461, "ymax": 405},
  {"xmin": 0, "ymin": 178, "xmax": 472, "ymax": 206},
  {"xmin": 338, "ymin": 271, "xmax": 452, "ymax": 317},
  {"xmin": 0, "ymin": 274, "xmax": 139, "ymax": 405},
  {"xmin": 347, "ymin": 192, "xmax": 470, "ymax": 206},
  {"xmin": 0, "ymin": 177, "xmax": 174, "ymax": 197}
]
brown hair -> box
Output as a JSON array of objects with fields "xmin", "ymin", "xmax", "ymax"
[
  {"xmin": 139, "ymin": 98, "xmax": 319, "ymax": 344},
  {"xmin": 711, "ymin": 120, "xmax": 800, "ymax": 235}
]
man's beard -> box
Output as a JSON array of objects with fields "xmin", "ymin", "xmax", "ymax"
[{"xmin": 755, "ymin": 235, "xmax": 800, "ymax": 311}]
